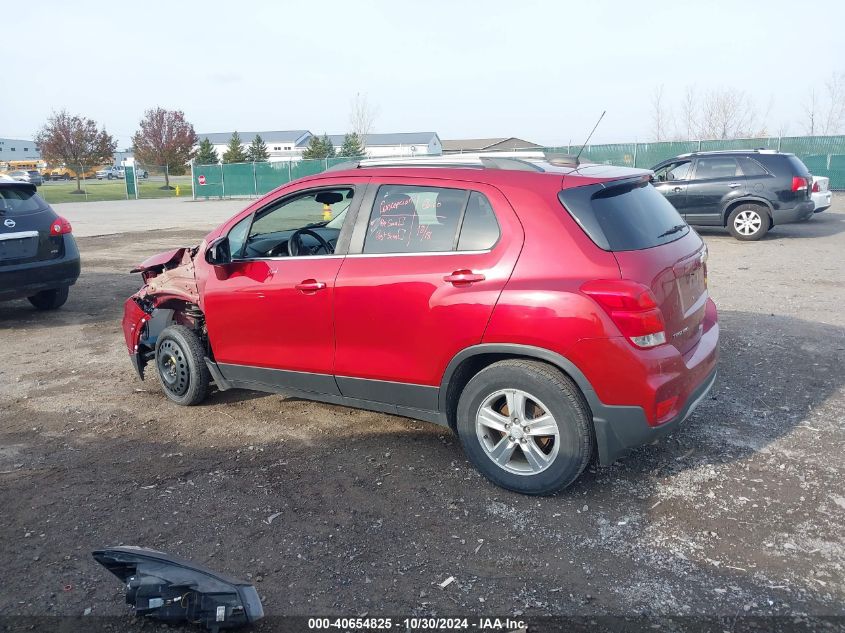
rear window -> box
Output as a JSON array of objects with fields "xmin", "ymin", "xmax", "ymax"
[
  {"xmin": 786, "ymin": 155, "xmax": 811, "ymax": 176},
  {"xmin": 0, "ymin": 186, "xmax": 48, "ymax": 216},
  {"xmin": 558, "ymin": 179, "xmax": 688, "ymax": 251}
]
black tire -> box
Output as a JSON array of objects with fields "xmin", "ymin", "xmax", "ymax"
[
  {"xmin": 456, "ymin": 359, "xmax": 594, "ymax": 495},
  {"xmin": 727, "ymin": 203, "xmax": 769, "ymax": 241},
  {"xmin": 154, "ymin": 325, "xmax": 210, "ymax": 406},
  {"xmin": 27, "ymin": 286, "xmax": 69, "ymax": 310}
]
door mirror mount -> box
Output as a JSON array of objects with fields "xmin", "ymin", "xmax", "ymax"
[{"xmin": 205, "ymin": 236, "xmax": 231, "ymax": 265}]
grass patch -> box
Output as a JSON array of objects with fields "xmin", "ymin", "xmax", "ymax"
[{"xmin": 39, "ymin": 176, "xmax": 194, "ymax": 205}]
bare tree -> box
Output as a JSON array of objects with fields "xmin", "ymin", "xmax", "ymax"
[
  {"xmin": 696, "ymin": 87, "xmax": 758, "ymax": 139},
  {"xmin": 349, "ymin": 93, "xmax": 378, "ymax": 153},
  {"xmin": 803, "ymin": 88, "xmax": 820, "ymax": 135},
  {"xmin": 650, "ymin": 85, "xmax": 671, "ymax": 141},
  {"xmin": 821, "ymin": 72, "xmax": 845, "ymax": 135},
  {"xmin": 679, "ymin": 85, "xmax": 698, "ymax": 141}
]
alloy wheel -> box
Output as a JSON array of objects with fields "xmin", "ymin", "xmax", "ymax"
[
  {"xmin": 734, "ymin": 209, "xmax": 762, "ymax": 236},
  {"xmin": 475, "ymin": 388, "xmax": 560, "ymax": 475}
]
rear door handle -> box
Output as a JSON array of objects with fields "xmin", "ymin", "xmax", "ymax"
[
  {"xmin": 672, "ymin": 186, "xmax": 683, "ymax": 193},
  {"xmin": 728, "ymin": 182, "xmax": 741, "ymax": 188},
  {"xmin": 444, "ymin": 270, "xmax": 485, "ymax": 285},
  {"xmin": 295, "ymin": 279, "xmax": 327, "ymax": 293}
]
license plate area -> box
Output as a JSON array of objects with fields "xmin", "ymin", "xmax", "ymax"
[
  {"xmin": 677, "ymin": 262, "xmax": 706, "ymax": 314},
  {"xmin": 0, "ymin": 231, "xmax": 39, "ymax": 262}
]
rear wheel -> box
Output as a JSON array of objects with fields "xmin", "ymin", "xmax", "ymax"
[
  {"xmin": 154, "ymin": 325, "xmax": 210, "ymax": 406},
  {"xmin": 456, "ymin": 360, "xmax": 594, "ymax": 495},
  {"xmin": 28, "ymin": 286, "xmax": 69, "ymax": 310},
  {"xmin": 727, "ymin": 204, "xmax": 769, "ymax": 241}
]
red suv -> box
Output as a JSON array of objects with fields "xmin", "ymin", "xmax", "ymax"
[{"xmin": 122, "ymin": 156, "xmax": 718, "ymax": 494}]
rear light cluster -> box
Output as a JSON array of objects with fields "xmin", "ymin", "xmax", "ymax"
[
  {"xmin": 791, "ymin": 176, "xmax": 809, "ymax": 192},
  {"xmin": 581, "ymin": 279, "xmax": 666, "ymax": 348},
  {"xmin": 50, "ymin": 216, "xmax": 73, "ymax": 236},
  {"xmin": 812, "ymin": 180, "xmax": 820, "ymax": 193}
]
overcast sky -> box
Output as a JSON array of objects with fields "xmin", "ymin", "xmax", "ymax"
[{"xmin": 5, "ymin": 0, "xmax": 844, "ymax": 148}]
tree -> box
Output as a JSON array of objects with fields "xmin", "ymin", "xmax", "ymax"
[
  {"xmin": 650, "ymin": 85, "xmax": 671, "ymax": 141},
  {"xmin": 301, "ymin": 133, "xmax": 335, "ymax": 160},
  {"xmin": 246, "ymin": 134, "xmax": 269, "ymax": 162},
  {"xmin": 133, "ymin": 107, "xmax": 197, "ymax": 189},
  {"xmin": 221, "ymin": 131, "xmax": 248, "ymax": 164},
  {"xmin": 195, "ymin": 137, "xmax": 219, "ymax": 164},
  {"xmin": 34, "ymin": 111, "xmax": 116, "ymax": 193},
  {"xmin": 349, "ymin": 92, "xmax": 378, "ymax": 149},
  {"xmin": 679, "ymin": 85, "xmax": 698, "ymax": 140},
  {"xmin": 696, "ymin": 87, "xmax": 759, "ymax": 139},
  {"xmin": 337, "ymin": 132, "xmax": 366, "ymax": 158},
  {"xmin": 821, "ymin": 72, "xmax": 845, "ymax": 135}
]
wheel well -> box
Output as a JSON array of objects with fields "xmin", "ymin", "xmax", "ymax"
[
  {"xmin": 442, "ymin": 352, "xmax": 588, "ymax": 431},
  {"xmin": 723, "ymin": 199, "xmax": 771, "ymax": 227}
]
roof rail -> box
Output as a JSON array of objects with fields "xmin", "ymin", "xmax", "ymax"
[{"xmin": 325, "ymin": 154, "xmax": 546, "ymax": 173}]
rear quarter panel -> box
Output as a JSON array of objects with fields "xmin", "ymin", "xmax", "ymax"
[{"xmin": 482, "ymin": 177, "xmax": 621, "ymax": 354}]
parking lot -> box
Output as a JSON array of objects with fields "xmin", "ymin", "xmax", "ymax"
[{"xmin": 1, "ymin": 196, "xmax": 843, "ymax": 625}]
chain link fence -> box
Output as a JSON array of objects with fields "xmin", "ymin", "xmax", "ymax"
[{"xmin": 36, "ymin": 162, "xmax": 192, "ymax": 204}]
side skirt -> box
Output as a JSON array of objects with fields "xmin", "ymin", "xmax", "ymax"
[{"xmin": 214, "ymin": 362, "xmax": 445, "ymax": 427}]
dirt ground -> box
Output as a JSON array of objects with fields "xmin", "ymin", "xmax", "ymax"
[{"xmin": 1, "ymin": 198, "xmax": 844, "ymax": 629}]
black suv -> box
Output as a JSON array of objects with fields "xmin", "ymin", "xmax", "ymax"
[
  {"xmin": 651, "ymin": 150, "xmax": 814, "ymax": 241},
  {"xmin": 0, "ymin": 181, "xmax": 80, "ymax": 309}
]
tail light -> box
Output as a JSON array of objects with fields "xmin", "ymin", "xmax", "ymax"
[
  {"xmin": 811, "ymin": 180, "xmax": 820, "ymax": 193},
  {"xmin": 581, "ymin": 279, "xmax": 667, "ymax": 348},
  {"xmin": 791, "ymin": 176, "xmax": 808, "ymax": 192},
  {"xmin": 49, "ymin": 216, "xmax": 73, "ymax": 236}
]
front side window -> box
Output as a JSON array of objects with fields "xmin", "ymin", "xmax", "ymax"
[
  {"xmin": 694, "ymin": 157, "xmax": 740, "ymax": 179},
  {"xmin": 239, "ymin": 187, "xmax": 354, "ymax": 259},
  {"xmin": 363, "ymin": 185, "xmax": 499, "ymax": 254},
  {"xmin": 653, "ymin": 161, "xmax": 692, "ymax": 182}
]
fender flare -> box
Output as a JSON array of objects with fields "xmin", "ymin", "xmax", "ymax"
[
  {"xmin": 438, "ymin": 343, "xmax": 600, "ymax": 413},
  {"xmin": 437, "ymin": 343, "xmax": 649, "ymax": 465}
]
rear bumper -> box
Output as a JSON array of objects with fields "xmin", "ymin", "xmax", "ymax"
[
  {"xmin": 812, "ymin": 191, "xmax": 832, "ymax": 212},
  {"xmin": 591, "ymin": 367, "xmax": 717, "ymax": 465},
  {"xmin": 568, "ymin": 298, "xmax": 720, "ymax": 465},
  {"xmin": 0, "ymin": 235, "xmax": 81, "ymax": 301},
  {"xmin": 772, "ymin": 200, "xmax": 814, "ymax": 224}
]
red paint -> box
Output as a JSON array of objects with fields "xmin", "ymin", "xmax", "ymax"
[{"xmin": 124, "ymin": 163, "xmax": 718, "ymax": 428}]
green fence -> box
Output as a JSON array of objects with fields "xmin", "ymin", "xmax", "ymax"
[{"xmin": 192, "ymin": 135, "xmax": 845, "ymax": 198}]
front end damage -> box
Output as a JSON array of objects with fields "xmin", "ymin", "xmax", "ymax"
[{"xmin": 122, "ymin": 246, "xmax": 205, "ymax": 380}]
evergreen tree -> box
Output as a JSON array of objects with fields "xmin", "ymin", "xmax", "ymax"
[
  {"xmin": 301, "ymin": 133, "xmax": 335, "ymax": 160},
  {"xmin": 321, "ymin": 134, "xmax": 335, "ymax": 158},
  {"xmin": 195, "ymin": 137, "xmax": 219, "ymax": 164},
  {"xmin": 338, "ymin": 132, "xmax": 366, "ymax": 158},
  {"xmin": 246, "ymin": 134, "xmax": 269, "ymax": 162},
  {"xmin": 222, "ymin": 131, "xmax": 248, "ymax": 163}
]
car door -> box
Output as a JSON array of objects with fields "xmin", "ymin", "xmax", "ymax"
[
  {"xmin": 651, "ymin": 160, "xmax": 693, "ymax": 217},
  {"xmin": 332, "ymin": 177, "xmax": 524, "ymax": 412},
  {"xmin": 201, "ymin": 178, "xmax": 368, "ymax": 393},
  {"xmin": 684, "ymin": 156, "xmax": 746, "ymax": 225}
]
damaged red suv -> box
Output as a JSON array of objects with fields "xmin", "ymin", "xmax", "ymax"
[{"xmin": 123, "ymin": 156, "xmax": 718, "ymax": 494}]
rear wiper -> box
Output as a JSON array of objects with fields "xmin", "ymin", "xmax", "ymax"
[{"xmin": 658, "ymin": 224, "xmax": 687, "ymax": 238}]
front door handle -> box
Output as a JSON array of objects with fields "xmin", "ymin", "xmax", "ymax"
[
  {"xmin": 728, "ymin": 182, "xmax": 741, "ymax": 188},
  {"xmin": 295, "ymin": 279, "xmax": 327, "ymax": 293},
  {"xmin": 673, "ymin": 186, "xmax": 683, "ymax": 193},
  {"xmin": 444, "ymin": 270, "xmax": 485, "ymax": 285}
]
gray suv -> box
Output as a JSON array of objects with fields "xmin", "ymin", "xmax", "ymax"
[{"xmin": 651, "ymin": 150, "xmax": 815, "ymax": 241}]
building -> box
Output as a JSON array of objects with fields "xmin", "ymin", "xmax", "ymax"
[
  {"xmin": 195, "ymin": 130, "xmax": 442, "ymax": 162},
  {"xmin": 441, "ymin": 137, "xmax": 541, "ymax": 154},
  {"xmin": 327, "ymin": 132, "xmax": 441, "ymax": 158},
  {"xmin": 0, "ymin": 137, "xmax": 40, "ymax": 162},
  {"xmin": 196, "ymin": 130, "xmax": 312, "ymax": 162}
]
